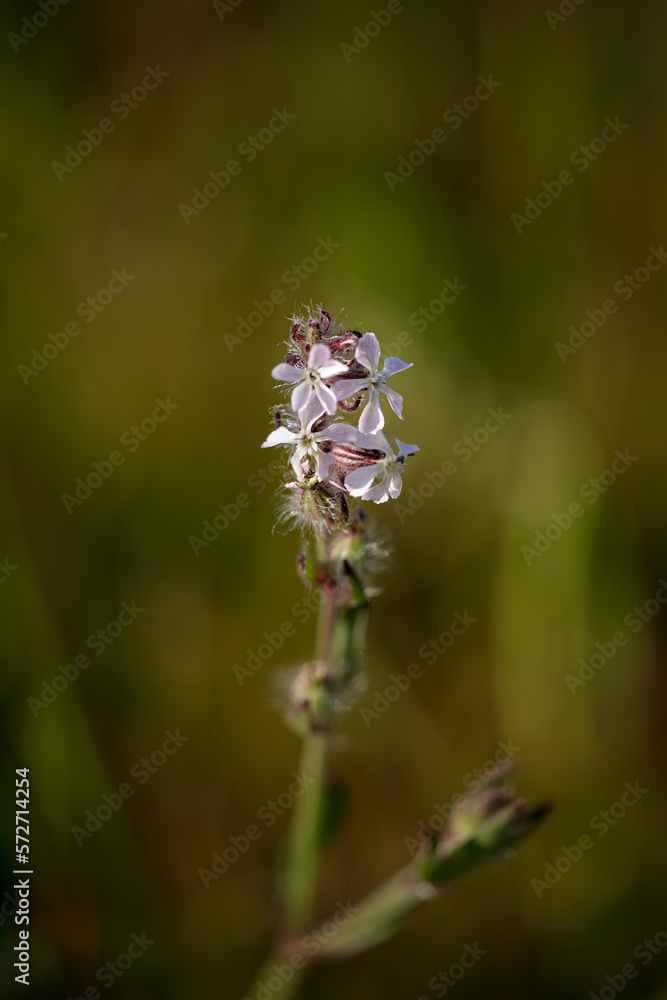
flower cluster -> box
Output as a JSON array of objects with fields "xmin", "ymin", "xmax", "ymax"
[{"xmin": 262, "ymin": 308, "xmax": 418, "ymax": 530}]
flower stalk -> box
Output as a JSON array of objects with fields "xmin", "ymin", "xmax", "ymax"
[{"xmin": 242, "ymin": 307, "xmax": 549, "ymax": 999}]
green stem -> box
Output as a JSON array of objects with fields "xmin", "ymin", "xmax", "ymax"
[
  {"xmin": 313, "ymin": 822, "xmax": 535, "ymax": 961},
  {"xmin": 280, "ymin": 589, "xmax": 342, "ymax": 938},
  {"xmin": 246, "ymin": 559, "xmax": 371, "ymax": 997},
  {"xmin": 248, "ymin": 952, "xmax": 307, "ymax": 1000},
  {"xmin": 330, "ymin": 600, "xmax": 369, "ymax": 686},
  {"xmin": 315, "ymin": 590, "xmax": 336, "ymax": 662},
  {"xmin": 313, "ymin": 866, "xmax": 425, "ymax": 960},
  {"xmin": 281, "ymin": 731, "xmax": 328, "ymax": 936}
]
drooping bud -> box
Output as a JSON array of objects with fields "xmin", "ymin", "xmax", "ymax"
[{"xmin": 417, "ymin": 767, "xmax": 553, "ymax": 887}]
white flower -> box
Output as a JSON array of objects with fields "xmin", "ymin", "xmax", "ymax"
[
  {"xmin": 261, "ymin": 397, "xmax": 357, "ymax": 481},
  {"xmin": 345, "ymin": 434, "xmax": 419, "ymax": 504},
  {"xmin": 272, "ymin": 344, "xmax": 348, "ymax": 417},
  {"xmin": 334, "ymin": 332, "xmax": 412, "ymax": 433}
]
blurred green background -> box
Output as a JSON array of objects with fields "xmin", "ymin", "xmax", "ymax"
[{"xmin": 2, "ymin": 0, "xmax": 667, "ymax": 996}]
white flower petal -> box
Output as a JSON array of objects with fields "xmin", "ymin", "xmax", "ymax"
[
  {"xmin": 261, "ymin": 426, "xmax": 296, "ymax": 448},
  {"xmin": 320, "ymin": 423, "xmax": 358, "ymax": 443},
  {"xmin": 358, "ymin": 393, "xmax": 384, "ymax": 434},
  {"xmin": 290, "ymin": 449, "xmax": 305, "ymax": 479},
  {"xmin": 354, "ymin": 430, "xmax": 391, "ymax": 454},
  {"xmin": 291, "ymin": 380, "xmax": 311, "ymax": 414},
  {"xmin": 395, "ymin": 438, "xmax": 419, "ymax": 457},
  {"xmin": 345, "ymin": 464, "xmax": 381, "ymax": 496},
  {"xmin": 388, "ymin": 473, "xmax": 403, "ymax": 499},
  {"xmin": 315, "ymin": 381, "xmax": 338, "ymax": 415},
  {"xmin": 355, "ymin": 332, "xmax": 381, "ymax": 373},
  {"xmin": 383, "ymin": 386, "xmax": 404, "ymax": 420},
  {"xmin": 301, "ymin": 394, "xmax": 326, "ymax": 429},
  {"xmin": 383, "ymin": 356, "xmax": 413, "ymax": 376},
  {"xmin": 333, "ymin": 378, "xmax": 368, "ymax": 401},
  {"xmin": 319, "ymin": 359, "xmax": 348, "ymax": 379},
  {"xmin": 272, "ymin": 362, "xmax": 302, "ymax": 382},
  {"xmin": 308, "ymin": 343, "xmax": 331, "ymax": 368},
  {"xmin": 315, "ymin": 452, "xmax": 334, "ymax": 479},
  {"xmin": 364, "ymin": 481, "xmax": 390, "ymax": 503},
  {"xmin": 325, "ymin": 466, "xmax": 344, "ymax": 488}
]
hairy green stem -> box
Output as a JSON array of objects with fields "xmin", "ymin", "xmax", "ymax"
[{"xmin": 281, "ymin": 731, "xmax": 328, "ymax": 936}]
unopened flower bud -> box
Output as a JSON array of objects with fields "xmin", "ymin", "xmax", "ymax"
[
  {"xmin": 307, "ymin": 318, "xmax": 321, "ymax": 338},
  {"xmin": 328, "ymin": 441, "xmax": 386, "ymax": 487},
  {"xmin": 327, "ymin": 331, "xmax": 361, "ymax": 356},
  {"xmin": 297, "ymin": 551, "xmax": 332, "ymax": 587},
  {"xmin": 329, "ymin": 522, "xmax": 371, "ymax": 582},
  {"xmin": 280, "ymin": 478, "xmax": 348, "ymax": 535},
  {"xmin": 285, "ymin": 661, "xmax": 332, "ymax": 736},
  {"xmin": 417, "ymin": 769, "xmax": 552, "ymax": 886},
  {"xmin": 290, "ymin": 321, "xmax": 305, "ymax": 345}
]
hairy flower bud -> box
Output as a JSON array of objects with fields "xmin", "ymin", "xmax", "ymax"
[
  {"xmin": 417, "ymin": 768, "xmax": 552, "ymax": 887},
  {"xmin": 279, "ymin": 478, "xmax": 348, "ymax": 535},
  {"xmin": 327, "ymin": 331, "xmax": 361, "ymax": 356},
  {"xmin": 290, "ymin": 321, "xmax": 306, "ymax": 346},
  {"xmin": 285, "ymin": 661, "xmax": 332, "ymax": 736}
]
